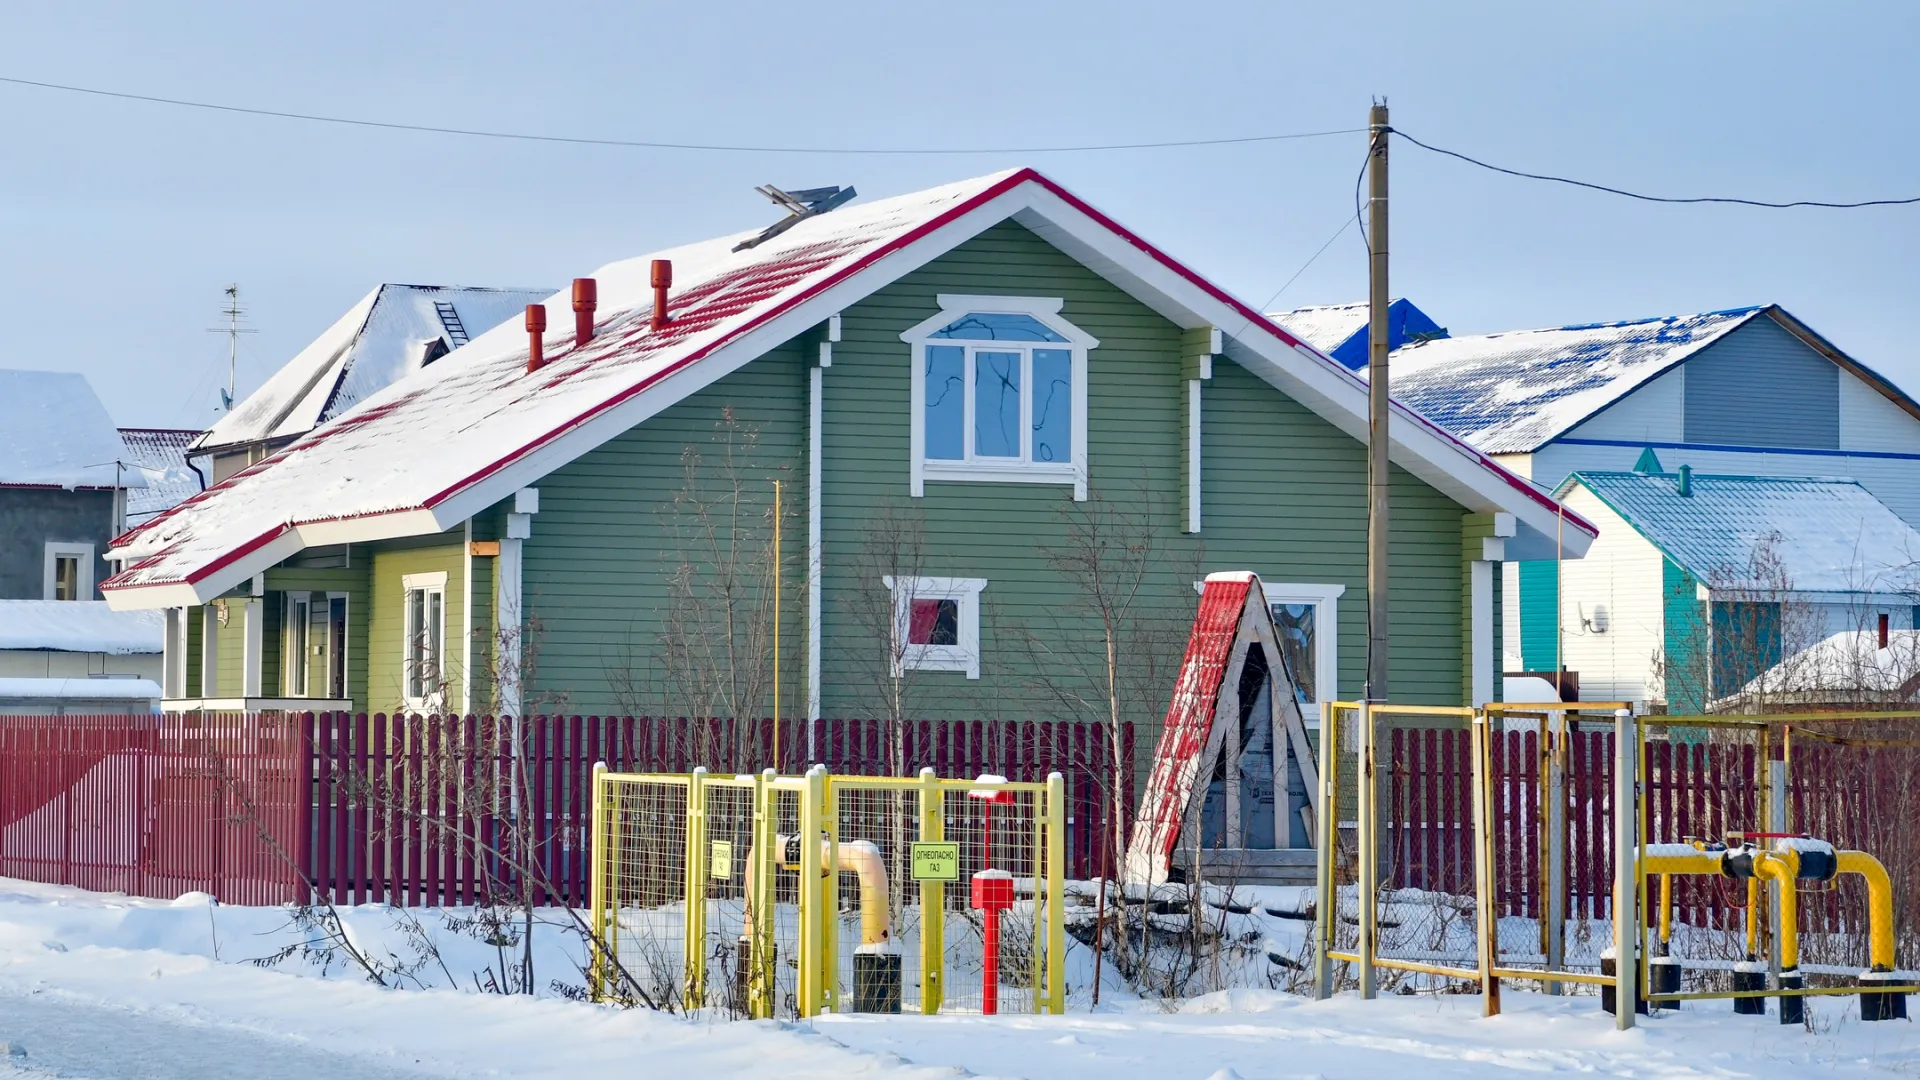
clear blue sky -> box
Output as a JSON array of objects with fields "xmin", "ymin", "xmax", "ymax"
[{"xmin": 5, "ymin": 2, "xmax": 1916, "ymax": 428}]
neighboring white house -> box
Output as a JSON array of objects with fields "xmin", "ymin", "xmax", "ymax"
[
  {"xmin": 1551, "ymin": 464, "xmax": 1920, "ymax": 711},
  {"xmin": 117, "ymin": 427, "xmax": 204, "ymax": 527},
  {"xmin": 191, "ymin": 284, "xmax": 552, "ymax": 483}
]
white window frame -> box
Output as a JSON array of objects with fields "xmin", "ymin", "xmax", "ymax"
[
  {"xmin": 284, "ymin": 592, "xmax": 312, "ymax": 696},
  {"xmin": 43, "ymin": 542, "xmax": 95, "ymax": 601},
  {"xmin": 903, "ymin": 295, "xmax": 1096, "ymax": 501},
  {"xmin": 402, "ymin": 571, "xmax": 448, "ymax": 712},
  {"xmin": 1262, "ymin": 582, "xmax": 1344, "ymax": 724},
  {"xmin": 883, "ymin": 575, "xmax": 987, "ymax": 679}
]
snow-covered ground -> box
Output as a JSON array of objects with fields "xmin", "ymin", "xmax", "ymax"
[{"xmin": 2, "ymin": 878, "xmax": 1918, "ymax": 1078}]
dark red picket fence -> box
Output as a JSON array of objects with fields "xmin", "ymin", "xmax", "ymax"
[{"xmin": 1, "ymin": 712, "xmax": 1133, "ymax": 908}]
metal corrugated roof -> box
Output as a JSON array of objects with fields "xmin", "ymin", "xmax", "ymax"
[
  {"xmin": 1569, "ymin": 470, "xmax": 1920, "ymax": 594},
  {"xmin": 1379, "ymin": 308, "xmax": 1765, "ymax": 454}
]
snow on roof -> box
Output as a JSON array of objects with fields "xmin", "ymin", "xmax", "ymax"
[
  {"xmin": 118, "ymin": 429, "xmax": 202, "ymax": 524},
  {"xmin": 1739, "ymin": 629, "xmax": 1920, "ymax": 696},
  {"xmin": 106, "ymin": 168, "xmax": 1594, "ymax": 605},
  {"xmin": 0, "ymin": 370, "xmax": 140, "ymax": 489},
  {"xmin": 193, "ymin": 284, "xmax": 552, "ymax": 453},
  {"xmin": 0, "ymin": 601, "xmax": 164, "ymax": 654},
  {"xmin": 1569, "ymin": 471, "xmax": 1920, "ymax": 595},
  {"xmin": 1267, "ymin": 302, "xmax": 1371, "ymax": 354},
  {"xmin": 1377, "ymin": 308, "xmax": 1765, "ymax": 454},
  {"xmin": 0, "ymin": 677, "xmax": 161, "ymax": 702}
]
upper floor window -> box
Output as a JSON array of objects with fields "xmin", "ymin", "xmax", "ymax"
[
  {"xmin": 903, "ymin": 295, "xmax": 1096, "ymax": 501},
  {"xmin": 43, "ymin": 542, "xmax": 93, "ymax": 601}
]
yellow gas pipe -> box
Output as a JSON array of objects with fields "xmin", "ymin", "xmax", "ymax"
[
  {"xmin": 1837, "ymin": 850, "xmax": 1896, "ymax": 972},
  {"xmin": 761, "ymin": 834, "xmax": 895, "ymax": 951}
]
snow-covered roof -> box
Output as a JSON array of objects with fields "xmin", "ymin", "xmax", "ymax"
[
  {"xmin": 0, "ymin": 370, "xmax": 141, "ymax": 489},
  {"xmin": 1267, "ymin": 302, "xmax": 1371, "ymax": 355},
  {"xmin": 1736, "ymin": 629, "xmax": 1920, "ymax": 699},
  {"xmin": 0, "ymin": 677, "xmax": 161, "ymax": 702},
  {"xmin": 1378, "ymin": 308, "xmax": 1765, "ymax": 454},
  {"xmin": 118, "ymin": 429, "xmax": 202, "ymax": 524},
  {"xmin": 105, "ymin": 168, "xmax": 1595, "ymax": 607},
  {"xmin": 192, "ymin": 284, "xmax": 552, "ymax": 454},
  {"xmin": 1567, "ymin": 471, "xmax": 1920, "ymax": 596},
  {"xmin": 0, "ymin": 601, "xmax": 164, "ymax": 654}
]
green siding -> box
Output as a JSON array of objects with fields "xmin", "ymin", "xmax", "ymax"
[
  {"xmin": 366, "ymin": 540, "xmax": 470, "ymax": 713},
  {"xmin": 521, "ymin": 346, "xmax": 807, "ymax": 716},
  {"xmin": 330, "ymin": 219, "xmax": 1483, "ymax": 735}
]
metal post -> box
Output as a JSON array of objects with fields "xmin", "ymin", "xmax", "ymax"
[
  {"xmin": 1768, "ymin": 751, "xmax": 1787, "ymax": 991},
  {"xmin": 1365, "ymin": 101, "xmax": 1392, "ymax": 702},
  {"xmin": 918, "ymin": 768, "xmax": 944, "ymax": 1014},
  {"xmin": 1357, "ymin": 702, "xmax": 1378, "ymax": 1000},
  {"xmin": 588, "ymin": 762, "xmax": 609, "ymax": 1002},
  {"xmin": 1544, "ymin": 709, "xmax": 1568, "ymax": 993},
  {"xmin": 1313, "ymin": 703, "xmax": 1339, "ymax": 999},
  {"xmin": 1045, "ymin": 771, "xmax": 1067, "ymax": 1015},
  {"xmin": 798, "ymin": 766, "xmax": 826, "ymax": 1017},
  {"xmin": 1471, "ymin": 710, "xmax": 1500, "ymax": 1015},
  {"xmin": 1612, "ymin": 708, "xmax": 1638, "ymax": 1030},
  {"xmin": 751, "ymin": 769, "xmax": 777, "ymax": 1019},
  {"xmin": 820, "ymin": 770, "xmax": 840, "ymax": 1014},
  {"xmin": 684, "ymin": 768, "xmax": 709, "ymax": 1012}
]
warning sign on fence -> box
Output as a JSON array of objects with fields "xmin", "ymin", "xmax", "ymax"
[
  {"xmin": 910, "ymin": 842, "xmax": 960, "ymax": 882},
  {"xmin": 709, "ymin": 840, "xmax": 732, "ymax": 880}
]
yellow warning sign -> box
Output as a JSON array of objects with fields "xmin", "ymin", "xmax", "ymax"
[
  {"xmin": 910, "ymin": 841, "xmax": 960, "ymax": 882},
  {"xmin": 710, "ymin": 840, "xmax": 733, "ymax": 880}
]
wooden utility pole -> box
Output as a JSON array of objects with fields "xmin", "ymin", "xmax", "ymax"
[{"xmin": 1365, "ymin": 101, "xmax": 1391, "ymax": 701}]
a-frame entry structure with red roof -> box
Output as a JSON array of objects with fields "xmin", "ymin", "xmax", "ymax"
[{"xmin": 1125, "ymin": 572, "xmax": 1321, "ymax": 885}]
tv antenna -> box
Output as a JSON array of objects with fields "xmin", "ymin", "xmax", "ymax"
[{"xmin": 206, "ymin": 284, "xmax": 257, "ymax": 411}]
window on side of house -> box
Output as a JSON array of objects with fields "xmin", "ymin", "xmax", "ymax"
[
  {"xmin": 883, "ymin": 576, "xmax": 987, "ymax": 679},
  {"xmin": 1262, "ymin": 583, "xmax": 1346, "ymax": 723},
  {"xmin": 402, "ymin": 572, "xmax": 448, "ymax": 712},
  {"xmin": 285, "ymin": 593, "xmax": 311, "ymax": 696},
  {"xmin": 43, "ymin": 542, "xmax": 94, "ymax": 601},
  {"xmin": 904, "ymin": 296, "xmax": 1096, "ymax": 500}
]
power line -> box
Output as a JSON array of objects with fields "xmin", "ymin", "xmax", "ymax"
[
  {"xmin": 1260, "ymin": 215, "xmax": 1356, "ymax": 313},
  {"xmin": 1392, "ymin": 127, "xmax": 1920, "ymax": 209},
  {"xmin": 0, "ymin": 74, "xmax": 1362, "ymax": 155}
]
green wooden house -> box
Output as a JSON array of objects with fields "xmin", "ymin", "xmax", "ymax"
[{"xmin": 103, "ymin": 170, "xmax": 1592, "ymax": 750}]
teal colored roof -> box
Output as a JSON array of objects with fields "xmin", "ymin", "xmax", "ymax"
[{"xmin": 1566, "ymin": 471, "xmax": 1920, "ymax": 595}]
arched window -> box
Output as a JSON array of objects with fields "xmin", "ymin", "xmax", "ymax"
[{"xmin": 902, "ymin": 295, "xmax": 1096, "ymax": 500}]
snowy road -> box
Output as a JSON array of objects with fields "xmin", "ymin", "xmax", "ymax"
[{"xmin": 0, "ymin": 991, "xmax": 437, "ymax": 1080}]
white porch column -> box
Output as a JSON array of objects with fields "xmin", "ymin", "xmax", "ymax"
[
  {"xmin": 495, "ymin": 487, "xmax": 539, "ymax": 716},
  {"xmin": 241, "ymin": 598, "xmax": 264, "ymax": 697},
  {"xmin": 200, "ymin": 603, "xmax": 220, "ymax": 696}
]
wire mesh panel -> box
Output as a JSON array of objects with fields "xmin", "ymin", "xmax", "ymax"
[
  {"xmin": 697, "ymin": 777, "xmax": 759, "ymax": 1014},
  {"xmin": 937, "ymin": 784, "xmax": 1046, "ymax": 1015},
  {"xmin": 1371, "ymin": 707, "xmax": 1481, "ymax": 986},
  {"xmin": 597, "ymin": 775, "xmax": 691, "ymax": 1010},
  {"xmin": 828, "ymin": 781, "xmax": 923, "ymax": 1013}
]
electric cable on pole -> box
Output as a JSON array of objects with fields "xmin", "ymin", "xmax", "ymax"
[{"xmin": 1365, "ymin": 101, "xmax": 1391, "ymax": 703}]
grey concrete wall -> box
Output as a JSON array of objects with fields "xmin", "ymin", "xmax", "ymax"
[{"xmin": 0, "ymin": 488, "xmax": 114, "ymax": 599}]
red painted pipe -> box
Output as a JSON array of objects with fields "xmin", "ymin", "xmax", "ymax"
[
  {"xmin": 650, "ymin": 259, "xmax": 673, "ymax": 331},
  {"xmin": 525, "ymin": 304, "xmax": 547, "ymax": 373},
  {"xmin": 571, "ymin": 278, "xmax": 597, "ymax": 347}
]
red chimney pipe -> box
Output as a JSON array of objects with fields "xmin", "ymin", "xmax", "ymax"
[
  {"xmin": 572, "ymin": 277, "xmax": 597, "ymax": 347},
  {"xmin": 650, "ymin": 259, "xmax": 673, "ymax": 331},
  {"xmin": 525, "ymin": 304, "xmax": 547, "ymax": 373}
]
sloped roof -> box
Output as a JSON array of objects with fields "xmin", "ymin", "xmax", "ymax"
[
  {"xmin": 118, "ymin": 428, "xmax": 201, "ymax": 524},
  {"xmin": 1378, "ymin": 308, "xmax": 1765, "ymax": 454},
  {"xmin": 1568, "ymin": 471, "xmax": 1920, "ymax": 595},
  {"xmin": 1268, "ymin": 301, "xmax": 1372, "ymax": 355},
  {"xmin": 105, "ymin": 168, "xmax": 1594, "ymax": 607},
  {"xmin": 192, "ymin": 284, "xmax": 552, "ymax": 454},
  {"xmin": 0, "ymin": 370, "xmax": 139, "ymax": 489},
  {"xmin": 0, "ymin": 600, "xmax": 163, "ymax": 653}
]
